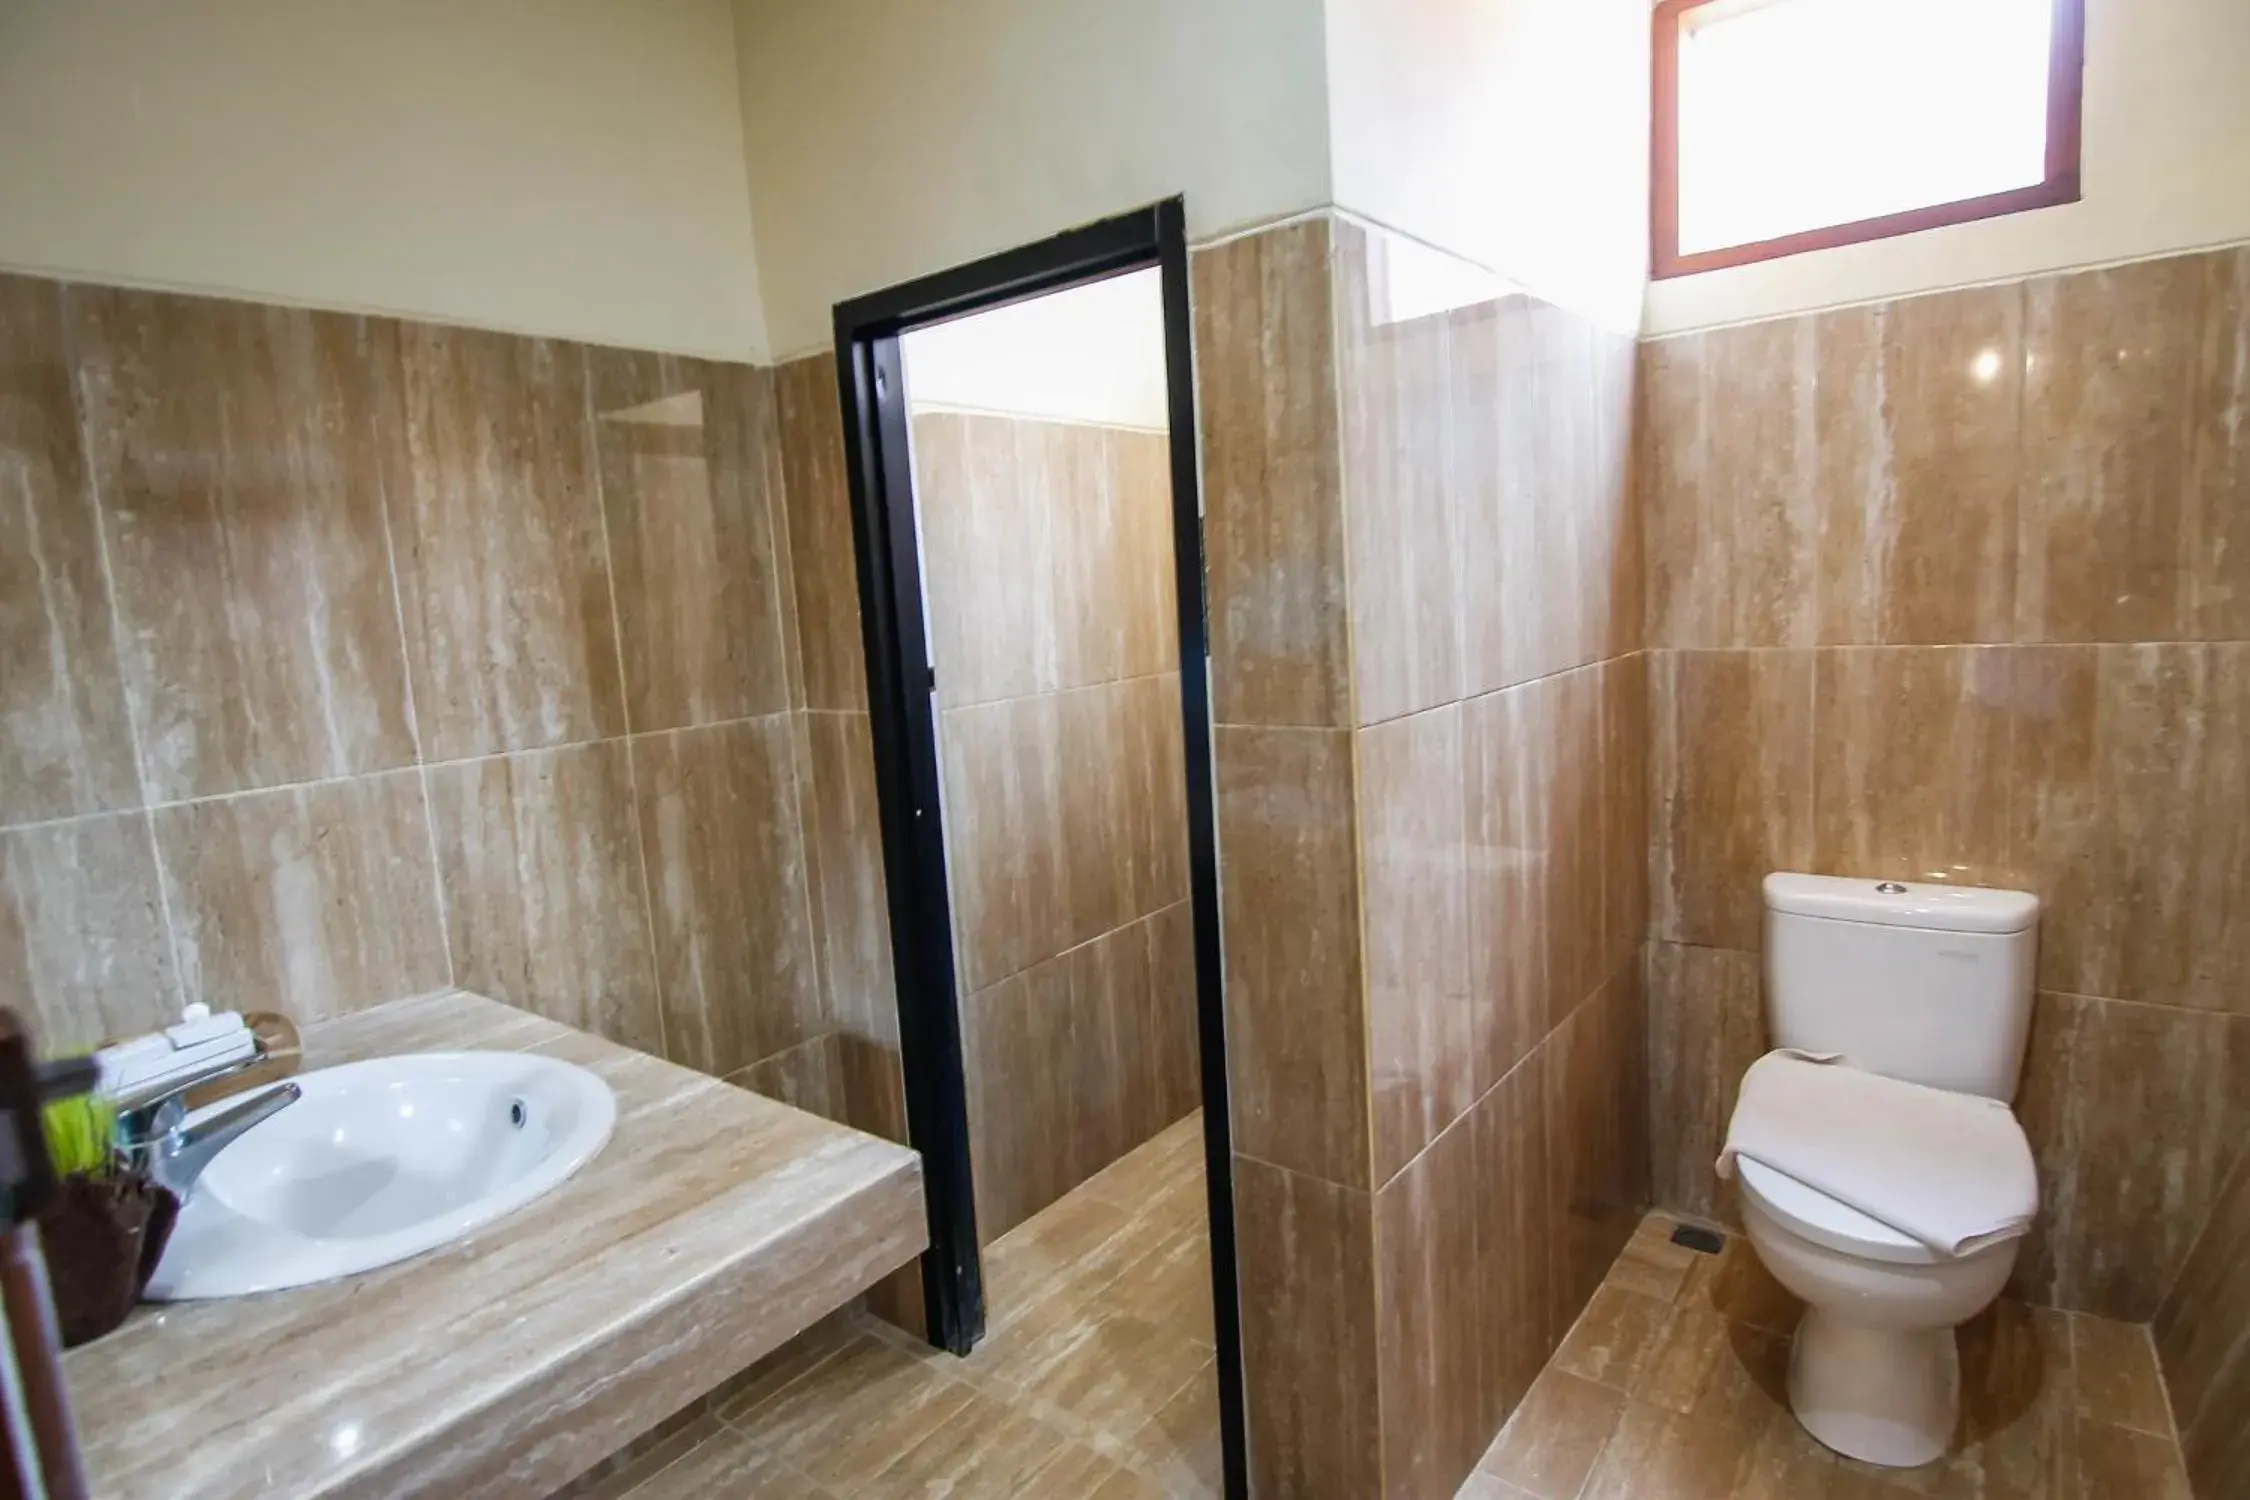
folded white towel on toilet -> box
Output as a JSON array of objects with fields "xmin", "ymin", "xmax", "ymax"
[{"xmin": 1717, "ymin": 1049, "xmax": 2038, "ymax": 1260}]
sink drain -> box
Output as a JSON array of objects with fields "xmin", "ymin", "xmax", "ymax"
[{"xmin": 508, "ymin": 1098, "xmax": 529, "ymax": 1129}]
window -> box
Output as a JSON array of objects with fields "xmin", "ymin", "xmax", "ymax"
[{"xmin": 1651, "ymin": 0, "xmax": 2084, "ymax": 278}]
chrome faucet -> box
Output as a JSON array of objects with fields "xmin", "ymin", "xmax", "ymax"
[{"xmin": 115, "ymin": 1053, "xmax": 300, "ymax": 1203}]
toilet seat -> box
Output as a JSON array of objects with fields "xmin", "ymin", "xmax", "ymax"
[{"xmin": 1735, "ymin": 1157, "xmax": 1944, "ymax": 1266}]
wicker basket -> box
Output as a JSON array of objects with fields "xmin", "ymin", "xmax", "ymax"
[{"xmin": 38, "ymin": 1172, "xmax": 178, "ymax": 1347}]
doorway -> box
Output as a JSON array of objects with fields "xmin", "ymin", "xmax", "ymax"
[{"xmin": 830, "ymin": 201, "xmax": 1243, "ymax": 1498}]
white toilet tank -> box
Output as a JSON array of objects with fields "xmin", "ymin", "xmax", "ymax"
[{"xmin": 1763, "ymin": 873, "xmax": 2040, "ymax": 1102}]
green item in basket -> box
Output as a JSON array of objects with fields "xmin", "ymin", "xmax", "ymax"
[{"xmin": 42, "ymin": 1090, "xmax": 116, "ymax": 1179}]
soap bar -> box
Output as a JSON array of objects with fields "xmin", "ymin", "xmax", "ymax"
[
  {"xmin": 166, "ymin": 1009, "xmax": 246, "ymax": 1050},
  {"xmin": 96, "ymin": 1013, "xmax": 256, "ymax": 1101}
]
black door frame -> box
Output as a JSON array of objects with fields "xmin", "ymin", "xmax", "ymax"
[{"xmin": 830, "ymin": 198, "xmax": 1245, "ymax": 1499}]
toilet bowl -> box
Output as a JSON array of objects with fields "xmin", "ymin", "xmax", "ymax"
[
  {"xmin": 1733, "ymin": 873, "xmax": 2043, "ymax": 1469},
  {"xmin": 1737, "ymin": 1154, "xmax": 2020, "ymax": 1467}
]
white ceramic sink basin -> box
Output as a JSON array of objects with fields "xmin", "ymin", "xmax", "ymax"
[{"xmin": 145, "ymin": 1051, "xmax": 615, "ymax": 1300}]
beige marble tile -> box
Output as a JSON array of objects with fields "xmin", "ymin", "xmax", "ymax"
[
  {"xmin": 1019, "ymin": 1444, "xmax": 1174, "ymax": 1499},
  {"xmin": 2017, "ymin": 255, "xmax": 2207, "ymax": 644},
  {"xmin": 798, "ymin": 710, "xmax": 895, "ymax": 1046},
  {"xmin": 1452, "ymin": 289, "xmax": 1638, "ymax": 696},
  {"xmin": 620, "ymin": 1422, "xmax": 836, "ymax": 1499},
  {"xmin": 1546, "ymin": 975, "xmax": 1648, "ymax": 1326},
  {"xmin": 2069, "ymin": 1314, "xmax": 2174, "ymax": 1437},
  {"xmin": 1192, "ymin": 220, "xmax": 1351, "ymax": 728},
  {"xmin": 739, "ymin": 1332, "xmax": 977, "ymax": 1490},
  {"xmin": 1448, "ymin": 292, "xmax": 1541, "ymax": 692},
  {"xmin": 634, "ymin": 715, "xmax": 821, "ymax": 1077},
  {"xmin": 1116, "ymin": 672, "xmax": 1191, "ymax": 920},
  {"xmin": 588, "ymin": 351, "xmax": 792, "ymax": 733},
  {"xmin": 1546, "ymin": 667, "xmax": 1612, "ymax": 1025},
  {"xmin": 427, "ymin": 740, "xmax": 662, "ymax": 1054},
  {"xmin": 1649, "ymin": 649, "xmax": 1816, "ymax": 951},
  {"xmin": 1464, "ymin": 682, "xmax": 1555, "ymax": 1095},
  {"xmin": 70, "ymin": 285, "xmax": 418, "ymax": 801},
  {"xmin": 644, "ymin": 1123, "xmax": 1216, "ymax": 1496},
  {"xmin": 1232, "ymin": 1154, "xmax": 1381, "ymax": 1498},
  {"xmin": 389, "ymin": 322, "xmax": 623, "ymax": 761},
  {"xmin": 731, "ymin": 1029, "xmax": 846, "ymax": 1122},
  {"xmin": 1360, "ymin": 702, "xmax": 1474, "ymax": 1184},
  {"xmin": 1602, "ymin": 655, "xmax": 1651, "ymax": 986},
  {"xmin": 1645, "ymin": 941, "xmax": 1765, "ymax": 1226},
  {"xmin": 1141, "ymin": 900, "xmax": 1204, "ymax": 1139},
  {"xmin": 2185, "ymin": 246, "xmax": 2250, "ymax": 643},
  {"xmin": 1605, "ymin": 1219, "xmax": 1699, "ymax": 1304},
  {"xmin": 775, "ymin": 354, "xmax": 868, "ymax": 715},
  {"xmin": 1476, "ymin": 1049, "xmax": 1557, "ymax": 1420},
  {"xmin": 1214, "ymin": 725, "xmax": 1370, "ymax": 1188},
  {"xmin": 2073, "ymin": 1420, "xmax": 2194, "ymax": 1500},
  {"xmin": 552, "ymin": 1410, "xmax": 732, "ymax": 1500},
  {"xmin": 1032, "ymin": 419, "xmax": 1126, "ymax": 694},
  {"xmin": 1813, "ymin": 285, "xmax": 2024, "ymax": 646},
  {"xmin": 0, "ymin": 812, "xmax": 178, "ymax": 1052},
  {"xmin": 1055, "ymin": 681, "xmax": 1132, "ymax": 947},
  {"xmin": 2156, "ymin": 1152, "xmax": 2250, "ymax": 1492},
  {"xmin": 962, "ymin": 958, "xmax": 1076, "ymax": 1241},
  {"xmin": 1583, "ymin": 325, "xmax": 1645, "ymax": 668},
  {"xmin": 1111, "ymin": 427, "xmax": 1181, "ymax": 682},
  {"xmin": 914, "ymin": 410, "xmax": 1054, "ymax": 706},
  {"xmin": 1124, "ymin": 1355, "xmax": 1223, "ymax": 1497},
  {"xmin": 2011, "ymin": 989, "xmax": 2250, "ymax": 1321},
  {"xmin": 1552, "ymin": 1285, "xmax": 1674, "ymax": 1393},
  {"xmin": 1810, "ymin": 647, "xmax": 2024, "ymax": 890},
  {"xmin": 0, "ymin": 274, "xmax": 137, "ymax": 826},
  {"xmin": 154, "ymin": 771, "xmax": 446, "ymax": 1023},
  {"xmin": 858, "ymin": 1382, "xmax": 1079, "ymax": 1500},
  {"xmin": 1476, "ymin": 1367, "xmax": 1626, "ymax": 1500},
  {"xmin": 1335, "ymin": 227, "xmax": 1465, "ymax": 726},
  {"xmin": 2013, "ymin": 642, "xmax": 2250, "ymax": 1015},
  {"xmin": 1059, "ymin": 910, "xmax": 1191, "ymax": 1176},
  {"xmin": 1053, "ymin": 928, "xmax": 1143, "ymax": 1207},
  {"xmin": 1375, "ymin": 1108, "xmax": 1489, "ymax": 1500},
  {"xmin": 1640, "ymin": 322, "xmax": 1820, "ymax": 650},
  {"xmin": 941, "ymin": 693, "xmax": 1069, "ymax": 993}
]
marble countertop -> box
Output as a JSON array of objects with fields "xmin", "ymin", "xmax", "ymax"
[{"xmin": 62, "ymin": 991, "xmax": 927, "ymax": 1500}]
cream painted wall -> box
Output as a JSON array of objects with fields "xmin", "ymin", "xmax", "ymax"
[
  {"xmin": 904, "ymin": 269, "xmax": 1170, "ymax": 430},
  {"xmin": 0, "ymin": 0, "xmax": 768, "ymax": 361},
  {"xmin": 1644, "ymin": 0, "xmax": 2250, "ymax": 335},
  {"xmin": 732, "ymin": 0, "xmax": 1332, "ymax": 360},
  {"xmin": 1323, "ymin": 0, "xmax": 1652, "ymax": 334}
]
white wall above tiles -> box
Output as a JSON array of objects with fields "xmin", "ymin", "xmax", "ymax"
[
  {"xmin": 1322, "ymin": 0, "xmax": 1653, "ymax": 336},
  {"xmin": 731, "ymin": 0, "xmax": 1334, "ymax": 359},
  {"xmin": 0, "ymin": 0, "xmax": 768, "ymax": 361},
  {"xmin": 902, "ymin": 269, "xmax": 1170, "ymax": 430}
]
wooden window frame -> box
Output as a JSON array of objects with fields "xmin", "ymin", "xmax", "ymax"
[{"xmin": 1651, "ymin": 0, "xmax": 2086, "ymax": 280}]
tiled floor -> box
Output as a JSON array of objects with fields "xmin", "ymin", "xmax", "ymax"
[
  {"xmin": 587, "ymin": 1112, "xmax": 1220, "ymax": 1499},
  {"xmin": 1461, "ymin": 1212, "xmax": 2194, "ymax": 1500}
]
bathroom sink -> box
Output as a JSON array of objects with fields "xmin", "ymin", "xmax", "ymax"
[{"xmin": 144, "ymin": 1051, "xmax": 615, "ymax": 1301}]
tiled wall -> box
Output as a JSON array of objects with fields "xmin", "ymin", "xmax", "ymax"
[
  {"xmin": 0, "ymin": 269, "xmax": 914, "ymax": 1319},
  {"xmin": 1637, "ymin": 245, "xmax": 2250, "ymax": 1328},
  {"xmin": 909, "ymin": 409, "xmax": 1198, "ymax": 1243},
  {"xmin": 2158, "ymin": 1151, "xmax": 2250, "ymax": 1500},
  {"xmin": 1194, "ymin": 216, "xmax": 1649, "ymax": 1500}
]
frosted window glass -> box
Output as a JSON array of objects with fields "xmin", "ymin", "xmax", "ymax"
[{"xmin": 1675, "ymin": 0, "xmax": 2055, "ymax": 255}]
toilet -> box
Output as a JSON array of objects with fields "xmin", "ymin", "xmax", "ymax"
[{"xmin": 1727, "ymin": 872, "xmax": 2041, "ymax": 1469}]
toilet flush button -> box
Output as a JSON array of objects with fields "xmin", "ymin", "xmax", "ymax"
[{"xmin": 1876, "ymin": 881, "xmax": 1909, "ymax": 894}]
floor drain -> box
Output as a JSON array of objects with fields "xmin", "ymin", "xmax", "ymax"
[{"xmin": 1671, "ymin": 1224, "xmax": 1726, "ymax": 1255}]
